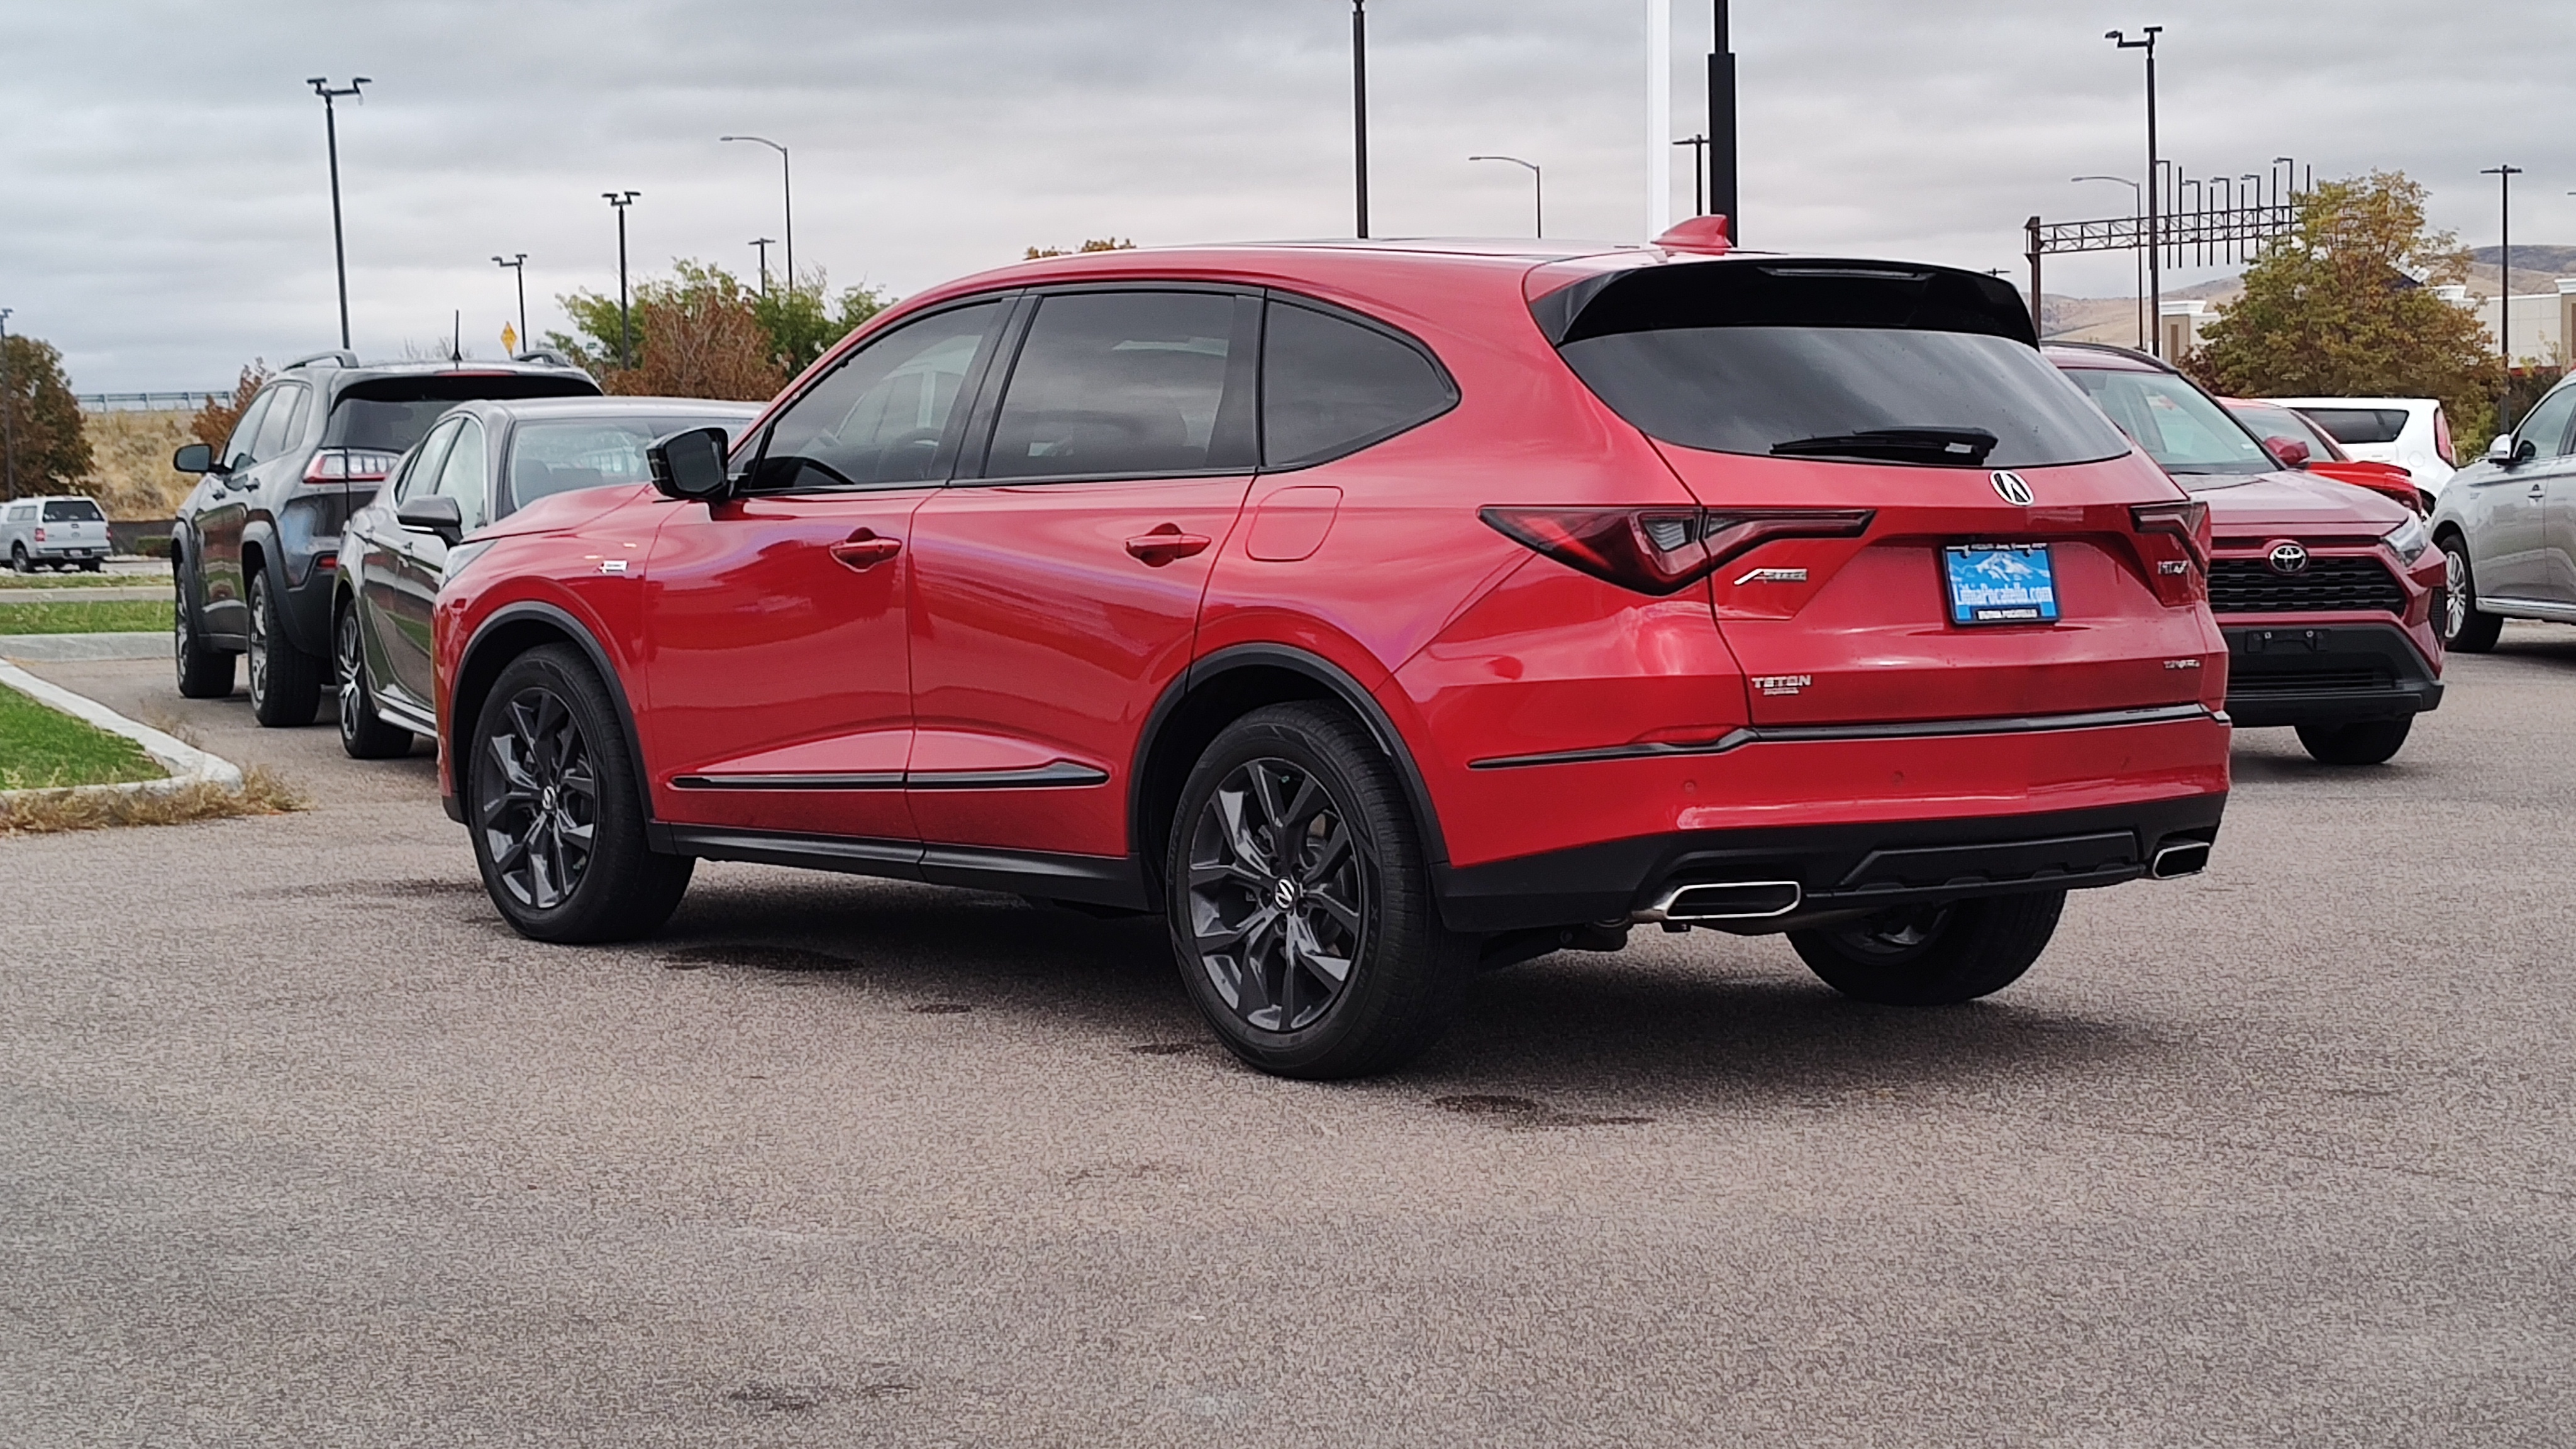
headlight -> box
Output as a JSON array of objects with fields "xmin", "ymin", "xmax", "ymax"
[
  {"xmin": 441, "ymin": 540, "xmax": 497, "ymax": 584},
  {"xmin": 2384, "ymin": 516, "xmax": 2430, "ymax": 565}
]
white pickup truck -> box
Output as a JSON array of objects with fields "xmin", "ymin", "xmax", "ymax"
[{"xmin": 1, "ymin": 495, "xmax": 112, "ymax": 572}]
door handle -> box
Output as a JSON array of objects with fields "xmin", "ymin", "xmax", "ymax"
[
  {"xmin": 2531, "ymin": 484, "xmax": 2548, "ymax": 501},
  {"xmin": 828, "ymin": 529, "xmax": 902, "ymax": 572},
  {"xmin": 1124, "ymin": 525, "xmax": 1211, "ymax": 567}
]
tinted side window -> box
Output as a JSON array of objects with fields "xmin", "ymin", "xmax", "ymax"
[
  {"xmin": 223, "ymin": 390, "xmax": 278, "ymax": 469},
  {"xmin": 2511, "ymin": 387, "xmax": 2576, "ymax": 460},
  {"xmin": 253, "ymin": 382, "xmax": 308, "ymax": 461},
  {"xmin": 984, "ymin": 291, "xmax": 1253, "ymax": 480},
  {"xmin": 397, "ymin": 420, "xmax": 462, "ymax": 504},
  {"xmin": 431, "ymin": 419, "xmax": 491, "ymax": 531},
  {"xmin": 2299, "ymin": 408, "xmax": 2410, "ymax": 446},
  {"xmin": 747, "ymin": 301, "xmax": 1003, "ymax": 492},
  {"xmin": 1261, "ymin": 301, "xmax": 1457, "ymax": 468}
]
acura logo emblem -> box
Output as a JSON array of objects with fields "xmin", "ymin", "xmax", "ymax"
[
  {"xmin": 1991, "ymin": 470, "xmax": 2035, "ymax": 506},
  {"xmin": 2267, "ymin": 541, "xmax": 2310, "ymax": 575},
  {"xmin": 1272, "ymin": 879, "xmax": 1298, "ymax": 911}
]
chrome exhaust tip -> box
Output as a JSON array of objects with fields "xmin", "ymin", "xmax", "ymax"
[
  {"xmin": 1635, "ymin": 880, "xmax": 1804, "ymax": 923},
  {"xmin": 2150, "ymin": 841, "xmax": 2211, "ymax": 880}
]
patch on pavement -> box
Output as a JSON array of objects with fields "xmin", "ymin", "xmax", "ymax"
[
  {"xmin": 1430, "ymin": 1093, "xmax": 1653, "ymax": 1130},
  {"xmin": 660, "ymin": 943, "xmax": 861, "ymax": 972}
]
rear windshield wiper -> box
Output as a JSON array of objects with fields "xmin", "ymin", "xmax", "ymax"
[{"xmin": 1770, "ymin": 427, "xmax": 1999, "ymax": 466}]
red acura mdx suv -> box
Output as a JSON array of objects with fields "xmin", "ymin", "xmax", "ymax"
[{"xmin": 435, "ymin": 236, "xmax": 2230, "ymax": 1077}]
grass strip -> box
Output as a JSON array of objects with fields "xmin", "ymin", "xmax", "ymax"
[
  {"xmin": 0, "ymin": 599, "xmax": 175, "ymax": 634},
  {"xmin": 0, "ymin": 679, "xmax": 164, "ymax": 789},
  {"xmin": 0, "ymin": 572, "xmax": 163, "ymax": 590}
]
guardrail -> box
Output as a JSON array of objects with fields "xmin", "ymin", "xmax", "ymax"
[{"xmin": 75, "ymin": 392, "xmax": 226, "ymax": 413}]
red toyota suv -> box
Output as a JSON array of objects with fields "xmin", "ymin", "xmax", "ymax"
[
  {"xmin": 2046, "ymin": 345, "xmax": 2443, "ymax": 766},
  {"xmin": 434, "ymin": 238, "xmax": 2229, "ymax": 1077}
]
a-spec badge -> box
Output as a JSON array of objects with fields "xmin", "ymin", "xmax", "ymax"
[
  {"xmin": 597, "ymin": 558, "xmax": 630, "ymax": 575},
  {"xmin": 1991, "ymin": 470, "xmax": 2036, "ymax": 506},
  {"xmin": 1734, "ymin": 567, "xmax": 1810, "ymax": 586},
  {"xmin": 2267, "ymin": 541, "xmax": 2310, "ymax": 575},
  {"xmin": 1750, "ymin": 674, "xmax": 1812, "ymax": 696}
]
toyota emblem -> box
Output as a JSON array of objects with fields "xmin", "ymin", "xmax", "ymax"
[
  {"xmin": 1990, "ymin": 470, "xmax": 2035, "ymax": 506},
  {"xmin": 2267, "ymin": 541, "xmax": 2310, "ymax": 575}
]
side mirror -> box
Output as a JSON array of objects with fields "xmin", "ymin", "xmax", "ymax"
[
  {"xmin": 2487, "ymin": 433, "xmax": 2521, "ymax": 465},
  {"xmin": 395, "ymin": 494, "xmax": 464, "ymax": 547},
  {"xmin": 172, "ymin": 443, "xmax": 219, "ymax": 475},
  {"xmin": 2263, "ymin": 436, "xmax": 2312, "ymax": 469},
  {"xmin": 648, "ymin": 426, "xmax": 734, "ymax": 501}
]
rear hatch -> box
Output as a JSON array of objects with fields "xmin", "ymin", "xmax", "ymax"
[
  {"xmin": 1537, "ymin": 257, "xmax": 2219, "ymax": 726},
  {"xmin": 320, "ymin": 371, "xmax": 601, "ymax": 510},
  {"xmin": 38, "ymin": 499, "xmax": 109, "ymax": 555}
]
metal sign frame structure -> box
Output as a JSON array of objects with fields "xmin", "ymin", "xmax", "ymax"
[{"xmin": 2023, "ymin": 160, "xmax": 2310, "ymax": 352}]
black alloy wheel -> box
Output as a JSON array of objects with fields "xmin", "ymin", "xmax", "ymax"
[
  {"xmin": 468, "ymin": 645, "xmax": 691, "ymax": 943},
  {"xmin": 2439, "ymin": 537, "xmax": 2502, "ymax": 653},
  {"xmin": 1789, "ymin": 890, "xmax": 2066, "ymax": 1006},
  {"xmin": 1167, "ymin": 702, "xmax": 1472, "ymax": 1079},
  {"xmin": 335, "ymin": 602, "xmax": 413, "ymax": 758},
  {"xmin": 245, "ymin": 567, "xmax": 323, "ymax": 726},
  {"xmin": 1187, "ymin": 757, "xmax": 1371, "ymax": 1033},
  {"xmin": 172, "ymin": 560, "xmax": 236, "ymax": 699}
]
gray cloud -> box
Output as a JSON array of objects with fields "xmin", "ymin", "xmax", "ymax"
[{"xmin": 3, "ymin": 0, "xmax": 2570, "ymax": 390}]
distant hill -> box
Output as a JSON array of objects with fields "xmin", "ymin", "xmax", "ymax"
[{"xmin": 2467, "ymin": 245, "xmax": 2576, "ymax": 295}]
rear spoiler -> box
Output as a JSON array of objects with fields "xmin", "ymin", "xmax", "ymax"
[{"xmin": 1529, "ymin": 257, "xmax": 2037, "ymax": 350}]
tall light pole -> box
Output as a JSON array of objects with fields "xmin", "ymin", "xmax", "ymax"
[
  {"xmin": 1708, "ymin": 1, "xmax": 1737, "ymax": 241},
  {"xmin": 1468, "ymin": 155, "xmax": 1544, "ymax": 238},
  {"xmin": 750, "ymin": 238, "xmax": 777, "ymax": 295},
  {"xmin": 2074, "ymin": 175, "xmax": 2145, "ymax": 350},
  {"xmin": 603, "ymin": 191, "xmax": 640, "ymax": 370},
  {"xmin": 2482, "ymin": 164, "xmax": 2523, "ymax": 413},
  {"xmin": 1674, "ymin": 135, "xmax": 1709, "ymax": 217},
  {"xmin": 492, "ymin": 254, "xmax": 527, "ymax": 357},
  {"xmin": 1351, "ymin": 0, "xmax": 1370, "ymax": 238},
  {"xmin": 1645, "ymin": 0, "xmax": 1672, "ymax": 240},
  {"xmin": 720, "ymin": 136, "xmax": 794, "ymax": 291},
  {"xmin": 0, "ymin": 307, "xmax": 17, "ymax": 501},
  {"xmin": 2107, "ymin": 28, "xmax": 2161, "ymax": 355},
  {"xmin": 307, "ymin": 77, "xmax": 370, "ymax": 352}
]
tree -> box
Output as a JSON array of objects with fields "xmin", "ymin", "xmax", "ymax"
[
  {"xmin": 2, "ymin": 333, "xmax": 94, "ymax": 498},
  {"xmin": 1025, "ymin": 238, "xmax": 1136, "ymax": 260},
  {"xmin": 189, "ymin": 363, "xmax": 270, "ymax": 450},
  {"xmin": 2184, "ymin": 172, "xmax": 2506, "ymax": 451},
  {"xmin": 547, "ymin": 260, "xmax": 891, "ymax": 390}
]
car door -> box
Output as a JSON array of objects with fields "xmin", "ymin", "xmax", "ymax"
[
  {"xmin": 904, "ymin": 287, "xmax": 1260, "ymax": 861},
  {"xmin": 362, "ymin": 420, "xmax": 458, "ymax": 713},
  {"xmin": 382, "ymin": 416, "xmax": 487, "ymax": 709},
  {"xmin": 640, "ymin": 297, "xmax": 1011, "ymax": 843},
  {"xmin": 2474, "ymin": 386, "xmax": 2576, "ymax": 606},
  {"xmin": 2528, "ymin": 388, "xmax": 2576, "ymax": 605},
  {"xmin": 195, "ymin": 386, "xmax": 280, "ymax": 640}
]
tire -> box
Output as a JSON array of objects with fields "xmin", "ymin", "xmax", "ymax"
[
  {"xmin": 81, "ymin": 560, "xmax": 103, "ymax": 573},
  {"xmin": 2439, "ymin": 536, "xmax": 2503, "ymax": 653},
  {"xmin": 467, "ymin": 645, "xmax": 692, "ymax": 943},
  {"xmin": 1165, "ymin": 702, "xmax": 1473, "ymax": 1079},
  {"xmin": 335, "ymin": 601, "xmax": 413, "ymax": 759},
  {"xmin": 172, "ymin": 560, "xmax": 237, "ymax": 699},
  {"xmin": 1789, "ymin": 891, "xmax": 2065, "ymax": 1006},
  {"xmin": 2296, "ymin": 717, "xmax": 2412, "ymax": 766},
  {"xmin": 245, "ymin": 565, "xmax": 324, "ymax": 727},
  {"xmin": 8, "ymin": 543, "xmax": 26, "ymax": 574}
]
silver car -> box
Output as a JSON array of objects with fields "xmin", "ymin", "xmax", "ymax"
[{"xmin": 2429, "ymin": 376, "xmax": 2576, "ymax": 652}]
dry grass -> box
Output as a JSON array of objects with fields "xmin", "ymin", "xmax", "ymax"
[
  {"xmin": 77, "ymin": 409, "xmax": 198, "ymax": 520},
  {"xmin": 0, "ymin": 763, "xmax": 307, "ymax": 835}
]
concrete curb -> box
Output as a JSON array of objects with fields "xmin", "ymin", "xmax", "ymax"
[
  {"xmin": 0, "ymin": 658, "xmax": 244, "ymax": 802},
  {"xmin": 0, "ymin": 631, "xmax": 172, "ymax": 663}
]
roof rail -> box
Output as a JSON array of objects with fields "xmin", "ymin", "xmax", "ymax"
[
  {"xmin": 512, "ymin": 348, "xmax": 579, "ymax": 369},
  {"xmin": 283, "ymin": 349, "xmax": 361, "ymax": 371}
]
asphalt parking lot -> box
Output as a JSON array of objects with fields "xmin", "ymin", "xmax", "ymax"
[{"xmin": 5, "ymin": 630, "xmax": 2573, "ymax": 1447}]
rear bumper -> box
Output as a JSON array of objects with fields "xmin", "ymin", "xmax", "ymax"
[
  {"xmin": 1435, "ymin": 793, "xmax": 2226, "ymax": 933},
  {"xmin": 2223, "ymin": 621, "xmax": 2442, "ymax": 728}
]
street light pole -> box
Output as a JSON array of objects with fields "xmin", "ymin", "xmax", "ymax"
[
  {"xmin": 2482, "ymin": 164, "xmax": 2523, "ymax": 411},
  {"xmin": 1352, "ymin": 0, "xmax": 1370, "ymax": 239},
  {"xmin": 750, "ymin": 238, "xmax": 777, "ymax": 296},
  {"xmin": 2107, "ymin": 28, "xmax": 2161, "ymax": 355},
  {"xmin": 1708, "ymin": 0, "xmax": 1738, "ymax": 242},
  {"xmin": 2074, "ymin": 175, "xmax": 2145, "ymax": 350},
  {"xmin": 0, "ymin": 307, "xmax": 17, "ymax": 501},
  {"xmin": 604, "ymin": 191, "xmax": 640, "ymax": 370},
  {"xmin": 720, "ymin": 136, "xmax": 794, "ymax": 291},
  {"xmin": 1674, "ymin": 135, "xmax": 1709, "ymax": 216},
  {"xmin": 1468, "ymin": 155, "xmax": 1544, "ymax": 238},
  {"xmin": 492, "ymin": 254, "xmax": 528, "ymax": 357},
  {"xmin": 307, "ymin": 77, "xmax": 370, "ymax": 352}
]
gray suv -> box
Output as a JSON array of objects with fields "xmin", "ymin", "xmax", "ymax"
[{"xmin": 169, "ymin": 350, "xmax": 600, "ymax": 723}]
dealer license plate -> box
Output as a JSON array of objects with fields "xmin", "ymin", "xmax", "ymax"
[{"xmin": 1943, "ymin": 544, "xmax": 2060, "ymax": 625}]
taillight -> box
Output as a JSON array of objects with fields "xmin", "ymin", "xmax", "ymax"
[
  {"xmin": 2129, "ymin": 501, "xmax": 2210, "ymax": 606},
  {"xmin": 304, "ymin": 448, "xmax": 397, "ymax": 484},
  {"xmin": 1480, "ymin": 506, "xmax": 1874, "ymax": 596},
  {"xmin": 32, "ymin": 527, "xmax": 45, "ymax": 542}
]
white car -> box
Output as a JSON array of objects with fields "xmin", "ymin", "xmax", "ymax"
[
  {"xmin": 0, "ymin": 495, "xmax": 111, "ymax": 572},
  {"xmin": 2273, "ymin": 397, "xmax": 2458, "ymax": 501}
]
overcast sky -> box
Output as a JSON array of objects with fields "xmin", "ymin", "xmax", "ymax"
[{"xmin": 4, "ymin": 0, "xmax": 2570, "ymax": 392}]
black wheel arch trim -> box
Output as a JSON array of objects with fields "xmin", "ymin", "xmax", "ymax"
[
  {"xmin": 1131, "ymin": 643, "xmax": 1451, "ymax": 884},
  {"xmin": 450, "ymin": 600, "xmax": 654, "ymax": 832}
]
